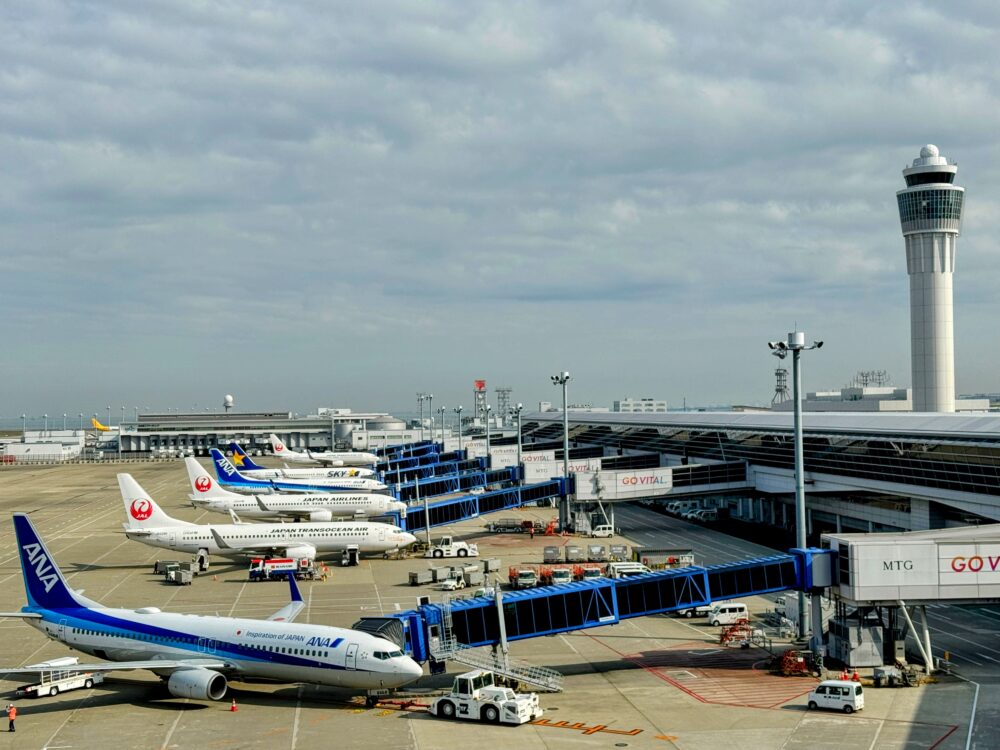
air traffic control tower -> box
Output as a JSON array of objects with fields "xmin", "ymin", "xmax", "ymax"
[{"xmin": 897, "ymin": 144, "xmax": 965, "ymax": 412}]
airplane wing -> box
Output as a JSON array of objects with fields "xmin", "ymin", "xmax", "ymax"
[
  {"xmin": 2, "ymin": 658, "xmax": 230, "ymax": 675},
  {"xmin": 253, "ymin": 497, "xmax": 314, "ymax": 522},
  {"xmin": 210, "ymin": 529, "xmax": 316, "ymax": 558}
]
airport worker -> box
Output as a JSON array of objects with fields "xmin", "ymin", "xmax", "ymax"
[{"xmin": 6, "ymin": 703, "xmax": 15, "ymax": 732}]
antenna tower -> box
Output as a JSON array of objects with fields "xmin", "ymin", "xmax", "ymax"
[
  {"xmin": 772, "ymin": 367, "xmax": 790, "ymax": 405},
  {"xmin": 495, "ymin": 386, "xmax": 513, "ymax": 426}
]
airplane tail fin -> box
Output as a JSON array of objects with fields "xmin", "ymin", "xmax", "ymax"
[
  {"xmin": 269, "ymin": 433, "xmax": 289, "ymax": 455},
  {"xmin": 118, "ymin": 474, "xmax": 184, "ymax": 529},
  {"xmin": 210, "ymin": 449, "xmax": 253, "ymax": 485},
  {"xmin": 91, "ymin": 417, "xmax": 110, "ymax": 432},
  {"xmin": 13, "ymin": 513, "xmax": 90, "ymax": 609},
  {"xmin": 228, "ymin": 443, "xmax": 265, "ymax": 471},
  {"xmin": 185, "ymin": 457, "xmax": 238, "ymax": 499}
]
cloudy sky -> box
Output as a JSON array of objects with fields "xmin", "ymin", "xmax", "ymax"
[{"xmin": 3, "ymin": 1, "xmax": 1000, "ymax": 420}]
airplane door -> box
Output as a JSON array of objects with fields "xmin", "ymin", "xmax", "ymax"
[
  {"xmin": 198, "ymin": 638, "xmax": 217, "ymax": 654},
  {"xmin": 58, "ymin": 618, "xmax": 67, "ymax": 641},
  {"xmin": 345, "ymin": 642, "xmax": 358, "ymax": 670},
  {"xmin": 378, "ymin": 526, "xmax": 386, "ymax": 543}
]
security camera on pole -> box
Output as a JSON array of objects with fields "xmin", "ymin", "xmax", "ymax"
[
  {"xmin": 768, "ymin": 332, "xmax": 822, "ymax": 644},
  {"xmin": 550, "ymin": 371, "xmax": 571, "ymax": 532}
]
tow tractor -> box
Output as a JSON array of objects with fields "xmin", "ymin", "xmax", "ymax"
[
  {"xmin": 429, "ymin": 669, "xmax": 543, "ymax": 725},
  {"xmin": 424, "ymin": 536, "xmax": 478, "ymax": 559},
  {"xmin": 15, "ymin": 657, "xmax": 105, "ymax": 698}
]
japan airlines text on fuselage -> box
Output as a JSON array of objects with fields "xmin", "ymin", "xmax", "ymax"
[
  {"xmin": 270, "ymin": 434, "xmax": 378, "ymax": 467},
  {"xmin": 2, "ymin": 513, "xmax": 422, "ymax": 700}
]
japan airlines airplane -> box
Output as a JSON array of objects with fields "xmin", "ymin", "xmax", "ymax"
[
  {"xmin": 186, "ymin": 457, "xmax": 407, "ymax": 521},
  {"xmin": 0, "ymin": 513, "xmax": 422, "ymax": 702},
  {"xmin": 210, "ymin": 450, "xmax": 387, "ymax": 494},
  {"xmin": 229, "ymin": 443, "xmax": 376, "ymax": 479},
  {"xmin": 119, "ymin": 474, "xmax": 417, "ymax": 565},
  {"xmin": 270, "ymin": 434, "xmax": 378, "ymax": 467}
]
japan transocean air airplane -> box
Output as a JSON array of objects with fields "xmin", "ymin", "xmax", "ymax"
[
  {"xmin": 0, "ymin": 514, "xmax": 422, "ymax": 702},
  {"xmin": 119, "ymin": 474, "xmax": 416, "ymax": 568},
  {"xmin": 269, "ymin": 434, "xmax": 378, "ymax": 467},
  {"xmin": 185, "ymin": 457, "xmax": 407, "ymax": 522},
  {"xmin": 228, "ymin": 443, "xmax": 376, "ymax": 480},
  {"xmin": 210, "ymin": 450, "xmax": 387, "ymax": 494}
]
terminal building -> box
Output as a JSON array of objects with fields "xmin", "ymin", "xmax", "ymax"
[
  {"xmin": 521, "ymin": 410, "xmax": 1000, "ymax": 538},
  {"xmin": 119, "ymin": 409, "xmax": 407, "ymax": 454}
]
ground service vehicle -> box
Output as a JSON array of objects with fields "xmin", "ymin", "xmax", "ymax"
[
  {"xmin": 574, "ymin": 564, "xmax": 603, "ymax": 581},
  {"xmin": 807, "ymin": 680, "xmax": 865, "ymax": 713},
  {"xmin": 709, "ymin": 602, "xmax": 749, "ymax": 626},
  {"xmin": 425, "ymin": 536, "xmax": 479, "ymax": 558},
  {"xmin": 248, "ymin": 557, "xmax": 316, "ymax": 581},
  {"xmin": 15, "ymin": 658, "xmax": 105, "ymax": 698},
  {"xmin": 591, "ymin": 524, "xmax": 614, "ymax": 538},
  {"xmin": 605, "ymin": 562, "xmax": 651, "ymax": 579},
  {"xmin": 429, "ymin": 670, "xmax": 543, "ymax": 725},
  {"xmin": 539, "ymin": 566, "xmax": 574, "ymax": 585},
  {"xmin": 508, "ymin": 566, "xmax": 538, "ymax": 589}
]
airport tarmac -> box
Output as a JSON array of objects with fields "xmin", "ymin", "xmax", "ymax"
[{"xmin": 0, "ymin": 460, "xmax": 977, "ymax": 749}]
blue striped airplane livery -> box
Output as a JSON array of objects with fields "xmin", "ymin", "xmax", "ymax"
[
  {"xmin": 269, "ymin": 434, "xmax": 378, "ymax": 468},
  {"xmin": 0, "ymin": 514, "xmax": 423, "ymax": 701},
  {"xmin": 186, "ymin": 457, "xmax": 407, "ymax": 521},
  {"xmin": 210, "ymin": 449, "xmax": 387, "ymax": 494},
  {"xmin": 229, "ymin": 443, "xmax": 377, "ymax": 480}
]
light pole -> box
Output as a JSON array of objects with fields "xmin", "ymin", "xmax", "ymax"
[
  {"xmin": 454, "ymin": 406, "xmax": 464, "ymax": 452},
  {"xmin": 510, "ymin": 403, "xmax": 524, "ymax": 484},
  {"xmin": 551, "ymin": 371, "xmax": 571, "ymax": 531},
  {"xmin": 62, "ymin": 413, "xmax": 67, "ymax": 431},
  {"xmin": 107, "ymin": 405, "xmax": 111, "ymax": 430},
  {"xmin": 483, "ymin": 404, "xmax": 492, "ymax": 468},
  {"xmin": 437, "ymin": 406, "xmax": 446, "ymax": 446},
  {"xmin": 21, "ymin": 414, "xmax": 26, "ymax": 441},
  {"xmin": 416, "ymin": 393, "xmax": 427, "ymax": 442},
  {"xmin": 769, "ymin": 331, "xmax": 823, "ymax": 642},
  {"xmin": 43, "ymin": 414, "xmax": 48, "ymax": 434},
  {"xmin": 426, "ymin": 394, "xmax": 433, "ymax": 442},
  {"xmin": 78, "ymin": 413, "xmax": 84, "ymax": 431},
  {"xmin": 134, "ymin": 406, "xmax": 139, "ymax": 422}
]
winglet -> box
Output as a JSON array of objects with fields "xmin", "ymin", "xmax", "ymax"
[
  {"xmin": 266, "ymin": 573, "xmax": 305, "ymax": 623},
  {"xmin": 287, "ymin": 571, "xmax": 303, "ymax": 603}
]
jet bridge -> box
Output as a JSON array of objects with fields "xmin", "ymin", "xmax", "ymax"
[
  {"xmin": 400, "ymin": 479, "xmax": 564, "ymax": 531},
  {"xmin": 386, "ymin": 547, "xmax": 830, "ymax": 663}
]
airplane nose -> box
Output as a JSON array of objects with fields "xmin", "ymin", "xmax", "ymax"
[{"xmin": 403, "ymin": 658, "xmax": 423, "ymax": 679}]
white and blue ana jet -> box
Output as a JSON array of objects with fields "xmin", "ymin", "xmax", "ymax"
[
  {"xmin": 211, "ymin": 449, "xmax": 387, "ymax": 494},
  {"xmin": 0, "ymin": 513, "xmax": 422, "ymax": 702},
  {"xmin": 270, "ymin": 434, "xmax": 378, "ymax": 468},
  {"xmin": 229, "ymin": 443, "xmax": 377, "ymax": 480},
  {"xmin": 120, "ymin": 474, "xmax": 416, "ymax": 567},
  {"xmin": 186, "ymin": 457, "xmax": 407, "ymax": 522}
]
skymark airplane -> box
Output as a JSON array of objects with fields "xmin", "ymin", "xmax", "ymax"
[
  {"xmin": 120, "ymin": 474, "xmax": 416, "ymax": 567},
  {"xmin": 229, "ymin": 443, "xmax": 376, "ymax": 480},
  {"xmin": 211, "ymin": 449, "xmax": 388, "ymax": 494},
  {"xmin": 270, "ymin": 434, "xmax": 378, "ymax": 467},
  {"xmin": 0, "ymin": 513, "xmax": 422, "ymax": 702},
  {"xmin": 186, "ymin": 457, "xmax": 407, "ymax": 521}
]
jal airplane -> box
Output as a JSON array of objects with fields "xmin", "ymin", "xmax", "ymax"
[
  {"xmin": 119, "ymin": 474, "xmax": 417, "ymax": 566},
  {"xmin": 0, "ymin": 513, "xmax": 422, "ymax": 702},
  {"xmin": 186, "ymin": 457, "xmax": 407, "ymax": 521},
  {"xmin": 270, "ymin": 434, "xmax": 378, "ymax": 467},
  {"xmin": 229, "ymin": 443, "xmax": 377, "ymax": 479},
  {"xmin": 210, "ymin": 449, "xmax": 387, "ymax": 493}
]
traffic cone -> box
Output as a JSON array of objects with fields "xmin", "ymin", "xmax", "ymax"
[
  {"xmin": 230, "ymin": 698, "xmax": 238, "ymax": 712},
  {"xmin": 851, "ymin": 670, "xmax": 860, "ymax": 682}
]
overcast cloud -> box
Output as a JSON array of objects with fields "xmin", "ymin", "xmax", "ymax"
[{"xmin": 3, "ymin": 1, "xmax": 1000, "ymax": 418}]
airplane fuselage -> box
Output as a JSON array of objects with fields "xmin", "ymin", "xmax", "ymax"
[
  {"xmin": 195, "ymin": 493, "xmax": 406, "ymax": 520},
  {"xmin": 26, "ymin": 605, "xmax": 420, "ymax": 689}
]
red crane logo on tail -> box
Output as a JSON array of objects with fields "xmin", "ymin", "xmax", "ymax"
[
  {"xmin": 130, "ymin": 499, "xmax": 153, "ymax": 521},
  {"xmin": 195, "ymin": 476, "xmax": 212, "ymax": 493}
]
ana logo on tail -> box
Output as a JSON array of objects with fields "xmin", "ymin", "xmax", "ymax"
[
  {"xmin": 130, "ymin": 499, "xmax": 153, "ymax": 520},
  {"xmin": 195, "ymin": 476, "xmax": 212, "ymax": 492},
  {"xmin": 22, "ymin": 543, "xmax": 59, "ymax": 593}
]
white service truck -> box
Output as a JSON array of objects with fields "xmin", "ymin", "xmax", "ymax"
[
  {"xmin": 424, "ymin": 536, "xmax": 479, "ymax": 559},
  {"xmin": 15, "ymin": 658, "xmax": 105, "ymax": 698},
  {"xmin": 429, "ymin": 670, "xmax": 543, "ymax": 725}
]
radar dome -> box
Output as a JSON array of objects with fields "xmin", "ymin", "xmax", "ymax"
[
  {"xmin": 920, "ymin": 144, "xmax": 939, "ymax": 158},
  {"xmin": 224, "ymin": 394, "xmax": 234, "ymax": 407}
]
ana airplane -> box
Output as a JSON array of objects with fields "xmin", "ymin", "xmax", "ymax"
[
  {"xmin": 270, "ymin": 434, "xmax": 378, "ymax": 468},
  {"xmin": 186, "ymin": 457, "xmax": 407, "ymax": 521},
  {"xmin": 0, "ymin": 513, "xmax": 422, "ymax": 702},
  {"xmin": 119, "ymin": 474, "xmax": 417, "ymax": 568},
  {"xmin": 210, "ymin": 449, "xmax": 388, "ymax": 494},
  {"xmin": 229, "ymin": 443, "xmax": 376, "ymax": 479}
]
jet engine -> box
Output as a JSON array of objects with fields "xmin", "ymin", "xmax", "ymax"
[
  {"xmin": 308, "ymin": 509, "xmax": 333, "ymax": 522},
  {"xmin": 167, "ymin": 668, "xmax": 228, "ymax": 700},
  {"xmin": 284, "ymin": 543, "xmax": 317, "ymax": 560}
]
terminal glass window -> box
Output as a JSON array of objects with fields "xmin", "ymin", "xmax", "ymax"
[
  {"xmin": 839, "ymin": 549, "xmax": 851, "ymax": 586},
  {"xmin": 897, "ymin": 189, "xmax": 963, "ymax": 225}
]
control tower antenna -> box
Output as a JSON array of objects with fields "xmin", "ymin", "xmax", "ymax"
[
  {"xmin": 897, "ymin": 144, "xmax": 964, "ymax": 412},
  {"xmin": 771, "ymin": 366, "xmax": 790, "ymax": 406},
  {"xmin": 495, "ymin": 386, "xmax": 513, "ymax": 426}
]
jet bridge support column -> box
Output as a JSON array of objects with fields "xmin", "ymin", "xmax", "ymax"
[
  {"xmin": 898, "ymin": 601, "xmax": 933, "ymax": 675},
  {"xmin": 810, "ymin": 593, "xmax": 825, "ymax": 657}
]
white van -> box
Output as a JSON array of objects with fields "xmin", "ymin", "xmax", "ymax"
[
  {"xmin": 807, "ymin": 680, "xmax": 864, "ymax": 714},
  {"xmin": 708, "ymin": 602, "xmax": 749, "ymax": 626},
  {"xmin": 591, "ymin": 524, "xmax": 614, "ymax": 538}
]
